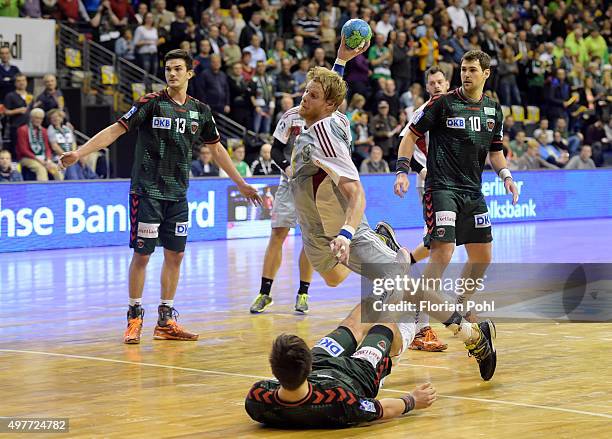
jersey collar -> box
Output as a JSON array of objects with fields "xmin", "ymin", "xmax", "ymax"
[
  {"xmin": 273, "ymin": 382, "xmax": 313, "ymax": 407},
  {"xmin": 456, "ymin": 87, "xmax": 484, "ymax": 104},
  {"xmin": 163, "ymin": 88, "xmax": 191, "ymax": 107}
]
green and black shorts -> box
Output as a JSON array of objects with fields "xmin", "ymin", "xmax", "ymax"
[
  {"xmin": 129, "ymin": 193, "xmax": 189, "ymax": 255},
  {"xmin": 423, "ymin": 189, "xmax": 492, "ymax": 248},
  {"xmin": 310, "ymin": 327, "xmax": 392, "ymax": 398}
]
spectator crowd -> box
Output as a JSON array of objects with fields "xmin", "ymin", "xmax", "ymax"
[{"xmin": 1, "ymin": 0, "xmax": 611, "ymax": 182}]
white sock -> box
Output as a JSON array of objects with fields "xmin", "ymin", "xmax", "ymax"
[
  {"xmin": 396, "ymin": 322, "xmax": 416, "ymax": 356},
  {"xmin": 129, "ymin": 298, "xmax": 142, "ymax": 307},
  {"xmin": 450, "ymin": 321, "xmax": 477, "ymax": 344},
  {"xmin": 160, "ymin": 299, "xmax": 174, "ymax": 308}
]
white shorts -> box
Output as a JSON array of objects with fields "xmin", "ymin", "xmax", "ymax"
[{"xmin": 270, "ymin": 178, "xmax": 298, "ymax": 229}]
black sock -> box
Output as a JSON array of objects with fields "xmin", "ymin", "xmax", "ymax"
[
  {"xmin": 410, "ymin": 253, "xmax": 417, "ymax": 264},
  {"xmin": 298, "ymin": 281, "xmax": 310, "ymax": 295},
  {"xmin": 260, "ymin": 277, "xmax": 273, "ymax": 295}
]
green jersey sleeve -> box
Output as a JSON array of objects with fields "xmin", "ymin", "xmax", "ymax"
[
  {"xmin": 118, "ymin": 93, "xmax": 157, "ymax": 132},
  {"xmin": 409, "ymin": 94, "xmax": 444, "ymax": 138},
  {"xmin": 490, "ymin": 102, "xmax": 504, "ymax": 152},
  {"xmin": 198, "ymin": 111, "xmax": 221, "ymax": 145}
]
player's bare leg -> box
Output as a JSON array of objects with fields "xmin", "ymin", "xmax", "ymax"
[
  {"xmin": 459, "ymin": 243, "xmax": 492, "ymax": 322},
  {"xmin": 409, "ymin": 240, "xmax": 496, "ymax": 380},
  {"xmin": 154, "ymin": 249, "xmax": 198, "ymax": 341},
  {"xmin": 124, "ymin": 252, "xmax": 150, "ymax": 344},
  {"xmin": 320, "ymin": 263, "xmax": 352, "ymax": 287},
  {"xmin": 251, "ymin": 228, "xmax": 288, "ymax": 313},
  {"xmin": 295, "ymin": 247, "xmax": 314, "ymax": 313},
  {"xmin": 411, "ymin": 243, "xmax": 430, "ymax": 262},
  {"xmin": 262, "ymin": 227, "xmax": 290, "ymax": 279}
]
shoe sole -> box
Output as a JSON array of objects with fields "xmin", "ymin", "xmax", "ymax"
[
  {"xmin": 480, "ymin": 320, "xmax": 497, "ymax": 381},
  {"xmin": 153, "ymin": 335, "xmax": 199, "ymax": 341},
  {"xmin": 409, "ymin": 343, "xmax": 448, "ymax": 352},
  {"xmin": 376, "ymin": 221, "xmax": 401, "ymax": 251},
  {"xmin": 250, "ymin": 299, "xmax": 274, "ymax": 314},
  {"xmin": 124, "ymin": 338, "xmax": 141, "ymax": 344},
  {"xmin": 294, "ymin": 308, "xmax": 309, "ymax": 314}
]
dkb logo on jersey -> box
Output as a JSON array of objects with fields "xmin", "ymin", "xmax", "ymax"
[
  {"xmin": 446, "ymin": 117, "xmax": 465, "ymax": 129},
  {"xmin": 175, "ymin": 222, "xmax": 188, "ymax": 236},
  {"xmin": 152, "ymin": 117, "xmax": 171, "ymax": 129},
  {"xmin": 315, "ymin": 337, "xmax": 344, "ymax": 357},
  {"xmin": 474, "ymin": 212, "xmax": 491, "ymax": 228}
]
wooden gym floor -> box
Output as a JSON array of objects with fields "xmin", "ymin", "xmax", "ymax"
[{"xmin": 1, "ymin": 219, "xmax": 611, "ymax": 438}]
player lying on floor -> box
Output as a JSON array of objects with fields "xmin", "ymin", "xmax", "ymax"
[{"xmin": 245, "ymin": 304, "xmax": 436, "ymax": 428}]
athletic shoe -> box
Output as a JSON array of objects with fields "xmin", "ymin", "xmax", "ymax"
[
  {"xmin": 294, "ymin": 294, "xmax": 309, "ymax": 314},
  {"xmin": 465, "ymin": 319, "xmax": 497, "ymax": 381},
  {"xmin": 375, "ymin": 221, "xmax": 401, "ymax": 253},
  {"xmin": 249, "ymin": 294, "xmax": 273, "ymax": 313},
  {"xmin": 409, "ymin": 326, "xmax": 448, "ymax": 352},
  {"xmin": 153, "ymin": 306, "xmax": 198, "ymax": 341},
  {"xmin": 124, "ymin": 306, "xmax": 144, "ymax": 344}
]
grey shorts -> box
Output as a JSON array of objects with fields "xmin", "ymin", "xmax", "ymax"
[
  {"xmin": 270, "ymin": 178, "xmax": 298, "ymax": 229},
  {"xmin": 303, "ymin": 227, "xmax": 406, "ymax": 280}
]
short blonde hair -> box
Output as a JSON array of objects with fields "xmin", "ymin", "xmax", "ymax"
[
  {"xmin": 306, "ymin": 67, "xmax": 347, "ymax": 110},
  {"xmin": 30, "ymin": 108, "xmax": 45, "ymax": 119}
]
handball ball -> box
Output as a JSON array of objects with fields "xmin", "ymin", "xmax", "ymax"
[{"xmin": 342, "ymin": 19, "xmax": 372, "ymax": 50}]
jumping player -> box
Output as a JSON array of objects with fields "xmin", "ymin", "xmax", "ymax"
[
  {"xmin": 249, "ymin": 36, "xmax": 371, "ymax": 314},
  {"xmin": 245, "ymin": 305, "xmax": 437, "ymax": 427},
  {"xmin": 291, "ymin": 64, "xmax": 497, "ymax": 381},
  {"xmin": 60, "ymin": 49, "xmax": 262, "ymax": 344},
  {"xmin": 396, "ymin": 66, "xmax": 451, "ymax": 352}
]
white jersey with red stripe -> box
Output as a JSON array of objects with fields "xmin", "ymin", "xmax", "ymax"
[
  {"xmin": 290, "ymin": 115, "xmax": 372, "ymax": 267},
  {"xmin": 274, "ymin": 106, "xmax": 351, "ymax": 181},
  {"xmin": 399, "ymin": 101, "xmax": 429, "ymax": 188}
]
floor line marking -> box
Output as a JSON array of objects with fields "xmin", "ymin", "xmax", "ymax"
[{"xmin": 2, "ymin": 348, "xmax": 611, "ymax": 420}]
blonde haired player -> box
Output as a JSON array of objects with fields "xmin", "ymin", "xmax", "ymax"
[
  {"xmin": 292, "ymin": 58, "xmax": 498, "ymax": 382},
  {"xmin": 249, "ymin": 36, "xmax": 374, "ymax": 314}
]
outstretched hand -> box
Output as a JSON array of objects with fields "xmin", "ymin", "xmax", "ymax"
[
  {"xmin": 504, "ymin": 178, "xmax": 519, "ymax": 205},
  {"xmin": 239, "ymin": 182, "xmax": 263, "ymax": 206}
]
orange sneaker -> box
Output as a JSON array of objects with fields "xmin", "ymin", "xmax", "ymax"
[
  {"xmin": 154, "ymin": 306, "xmax": 198, "ymax": 341},
  {"xmin": 409, "ymin": 326, "xmax": 448, "ymax": 352},
  {"xmin": 124, "ymin": 307, "xmax": 144, "ymax": 344}
]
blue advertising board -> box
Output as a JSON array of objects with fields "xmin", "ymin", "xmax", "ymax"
[{"xmin": 0, "ymin": 170, "xmax": 610, "ymax": 252}]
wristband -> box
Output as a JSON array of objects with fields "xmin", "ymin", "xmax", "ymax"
[
  {"xmin": 338, "ymin": 224, "xmax": 355, "ymax": 241},
  {"xmin": 332, "ymin": 58, "xmax": 346, "ymax": 77},
  {"xmin": 498, "ymin": 168, "xmax": 512, "ymax": 181},
  {"xmin": 401, "ymin": 393, "xmax": 415, "ymax": 414},
  {"xmin": 396, "ymin": 156, "xmax": 411, "ymax": 174}
]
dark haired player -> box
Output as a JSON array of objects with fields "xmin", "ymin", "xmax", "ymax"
[
  {"xmin": 245, "ymin": 305, "xmax": 436, "ymax": 427},
  {"xmin": 394, "ymin": 50, "xmax": 520, "ymax": 380},
  {"xmin": 61, "ymin": 50, "xmax": 262, "ymax": 344}
]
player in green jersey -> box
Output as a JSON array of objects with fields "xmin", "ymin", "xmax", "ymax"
[
  {"xmin": 60, "ymin": 49, "xmax": 262, "ymax": 344},
  {"xmin": 245, "ymin": 304, "xmax": 436, "ymax": 428},
  {"xmin": 393, "ymin": 50, "xmax": 520, "ymax": 380}
]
